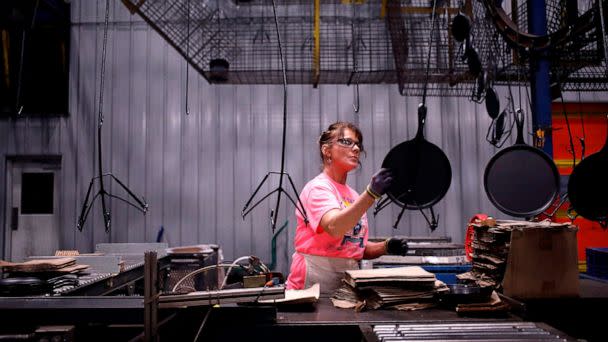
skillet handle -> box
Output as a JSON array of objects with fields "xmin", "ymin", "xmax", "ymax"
[
  {"xmin": 601, "ymin": 114, "xmax": 608, "ymax": 153},
  {"xmin": 415, "ymin": 103, "xmax": 427, "ymax": 139},
  {"xmin": 514, "ymin": 109, "xmax": 525, "ymax": 144}
]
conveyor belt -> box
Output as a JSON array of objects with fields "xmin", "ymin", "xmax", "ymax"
[{"xmin": 55, "ymin": 257, "xmax": 170, "ymax": 296}]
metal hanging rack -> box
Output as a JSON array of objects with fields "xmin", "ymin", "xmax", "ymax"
[
  {"xmin": 77, "ymin": 0, "xmax": 148, "ymax": 232},
  {"xmin": 241, "ymin": 0, "xmax": 308, "ymax": 232}
]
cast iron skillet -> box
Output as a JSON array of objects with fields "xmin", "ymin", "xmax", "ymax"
[
  {"xmin": 382, "ymin": 104, "xmax": 452, "ymax": 209},
  {"xmin": 567, "ymin": 117, "xmax": 608, "ymax": 223},
  {"xmin": 437, "ymin": 284, "xmax": 493, "ymax": 305},
  {"xmin": 484, "ymin": 110, "xmax": 560, "ymax": 217},
  {"xmin": 451, "ymin": 11, "xmax": 471, "ymax": 42},
  {"xmin": 0, "ymin": 277, "xmax": 46, "ymax": 296},
  {"xmin": 485, "ymin": 87, "xmax": 500, "ymax": 119}
]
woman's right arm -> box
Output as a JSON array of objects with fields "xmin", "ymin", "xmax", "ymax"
[
  {"xmin": 320, "ymin": 168, "xmax": 392, "ymax": 237},
  {"xmin": 319, "ymin": 191, "xmax": 376, "ymax": 237}
]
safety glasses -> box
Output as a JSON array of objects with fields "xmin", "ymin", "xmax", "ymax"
[{"xmin": 335, "ymin": 138, "xmax": 362, "ymax": 150}]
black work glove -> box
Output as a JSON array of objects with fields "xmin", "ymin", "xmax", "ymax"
[
  {"xmin": 367, "ymin": 168, "xmax": 393, "ymax": 199},
  {"xmin": 385, "ymin": 237, "xmax": 409, "ymax": 256}
]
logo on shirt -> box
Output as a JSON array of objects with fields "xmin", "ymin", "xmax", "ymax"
[{"xmin": 340, "ymin": 198, "xmax": 364, "ymax": 248}]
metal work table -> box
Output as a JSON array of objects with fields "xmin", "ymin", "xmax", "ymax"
[
  {"xmin": 499, "ymin": 278, "xmax": 608, "ymax": 341},
  {"xmin": 2, "ymin": 278, "xmax": 604, "ymax": 340},
  {"xmin": 210, "ymin": 280, "xmax": 608, "ymax": 341},
  {"xmin": 196, "ymin": 297, "xmax": 577, "ymax": 341},
  {"xmin": 275, "ymin": 297, "xmax": 514, "ymax": 325}
]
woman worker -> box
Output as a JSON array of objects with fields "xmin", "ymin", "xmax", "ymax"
[{"xmin": 286, "ymin": 121, "xmax": 409, "ymax": 294}]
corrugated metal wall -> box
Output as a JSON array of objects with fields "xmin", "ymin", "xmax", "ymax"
[{"xmin": 0, "ymin": 0, "xmax": 605, "ymax": 274}]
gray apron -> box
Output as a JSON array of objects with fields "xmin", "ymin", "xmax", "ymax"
[{"xmin": 302, "ymin": 253, "xmax": 359, "ymax": 295}]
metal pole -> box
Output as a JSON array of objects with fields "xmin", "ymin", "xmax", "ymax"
[
  {"xmin": 528, "ymin": 0, "xmax": 553, "ymax": 156},
  {"xmin": 144, "ymin": 251, "xmax": 159, "ymax": 342}
]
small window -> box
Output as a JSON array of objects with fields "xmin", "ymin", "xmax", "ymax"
[{"xmin": 21, "ymin": 172, "xmax": 54, "ymax": 214}]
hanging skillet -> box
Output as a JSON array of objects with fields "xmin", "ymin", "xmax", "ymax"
[
  {"xmin": 484, "ymin": 109, "xmax": 560, "ymax": 217},
  {"xmin": 376, "ymin": 0, "xmax": 451, "ymax": 231},
  {"xmin": 567, "ymin": 116, "xmax": 608, "ymax": 224},
  {"xmin": 450, "ymin": 11, "xmax": 471, "ymax": 43},
  {"xmin": 382, "ymin": 104, "xmax": 452, "ymax": 210},
  {"xmin": 485, "ymin": 86, "xmax": 500, "ymax": 119}
]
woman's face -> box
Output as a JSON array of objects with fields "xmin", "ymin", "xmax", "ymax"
[{"xmin": 324, "ymin": 128, "xmax": 362, "ymax": 172}]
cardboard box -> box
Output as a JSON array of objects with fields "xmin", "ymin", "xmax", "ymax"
[{"xmin": 502, "ymin": 224, "xmax": 579, "ymax": 299}]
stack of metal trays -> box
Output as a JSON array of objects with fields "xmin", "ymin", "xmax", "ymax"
[
  {"xmin": 372, "ymin": 322, "xmax": 576, "ymax": 341},
  {"xmin": 367, "ymin": 237, "xmax": 467, "ymax": 266}
]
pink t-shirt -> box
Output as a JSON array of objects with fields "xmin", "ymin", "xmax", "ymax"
[{"xmin": 286, "ymin": 172, "xmax": 368, "ymax": 289}]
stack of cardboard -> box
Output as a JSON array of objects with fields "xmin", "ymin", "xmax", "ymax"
[
  {"xmin": 0, "ymin": 258, "xmax": 86, "ymax": 295},
  {"xmin": 331, "ymin": 266, "xmax": 446, "ymax": 310},
  {"xmin": 0, "ymin": 257, "xmax": 89, "ymax": 274},
  {"xmin": 458, "ymin": 219, "xmax": 579, "ymax": 298},
  {"xmin": 458, "ymin": 219, "xmax": 512, "ymax": 288}
]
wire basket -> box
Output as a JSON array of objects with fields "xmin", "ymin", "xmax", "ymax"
[
  {"xmin": 121, "ymin": 0, "xmax": 608, "ymax": 94},
  {"xmin": 472, "ymin": 0, "xmax": 608, "ymax": 92}
]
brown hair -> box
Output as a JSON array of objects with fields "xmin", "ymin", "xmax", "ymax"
[{"xmin": 318, "ymin": 121, "xmax": 365, "ymax": 165}]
